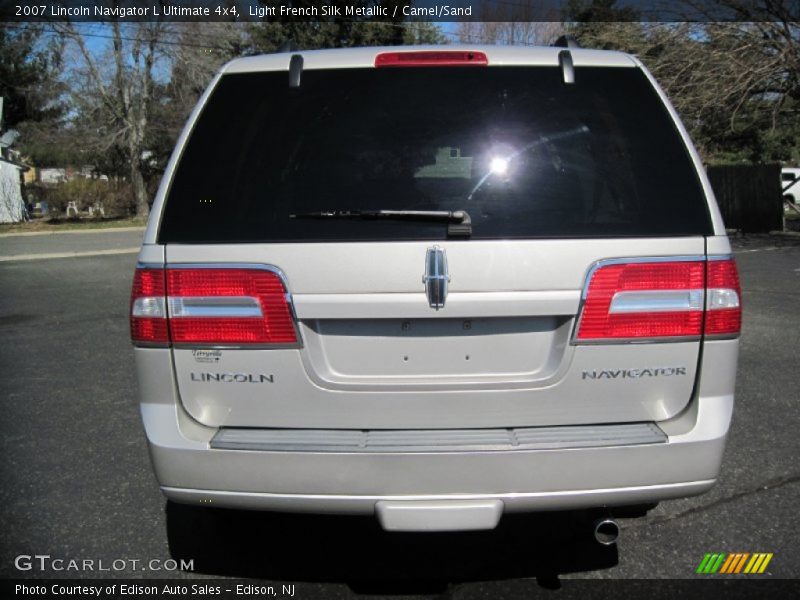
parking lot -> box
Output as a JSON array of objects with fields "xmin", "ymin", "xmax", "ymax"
[{"xmin": 0, "ymin": 230, "xmax": 798, "ymax": 595}]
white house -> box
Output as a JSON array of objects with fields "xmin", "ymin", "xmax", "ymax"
[
  {"xmin": 0, "ymin": 154, "xmax": 27, "ymax": 223},
  {"xmin": 0, "ymin": 96, "xmax": 27, "ymax": 223}
]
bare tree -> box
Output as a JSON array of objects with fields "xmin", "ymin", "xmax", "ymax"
[
  {"xmin": 457, "ymin": 21, "xmax": 566, "ymax": 46},
  {"xmin": 456, "ymin": 1, "xmax": 565, "ymax": 46},
  {"xmin": 167, "ymin": 22, "xmax": 247, "ymax": 123},
  {"xmin": 677, "ymin": 0, "xmax": 800, "ymax": 129},
  {"xmin": 566, "ymin": 11, "xmax": 799, "ymax": 161},
  {"xmin": 56, "ymin": 20, "xmax": 171, "ymax": 219}
]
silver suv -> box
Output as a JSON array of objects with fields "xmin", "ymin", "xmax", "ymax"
[{"xmin": 131, "ymin": 45, "xmax": 741, "ymax": 534}]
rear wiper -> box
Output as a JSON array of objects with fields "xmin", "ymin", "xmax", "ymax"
[{"xmin": 290, "ymin": 209, "xmax": 472, "ymax": 237}]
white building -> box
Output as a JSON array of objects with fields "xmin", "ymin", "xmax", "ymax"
[
  {"xmin": 0, "ymin": 154, "xmax": 27, "ymax": 223},
  {"xmin": 0, "ymin": 95, "xmax": 27, "ymax": 223}
]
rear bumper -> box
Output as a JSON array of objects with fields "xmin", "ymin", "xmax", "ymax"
[
  {"xmin": 137, "ymin": 334, "xmax": 737, "ymax": 529},
  {"xmin": 141, "ymin": 391, "xmax": 732, "ymax": 519},
  {"xmin": 160, "ymin": 480, "xmax": 716, "ymax": 515}
]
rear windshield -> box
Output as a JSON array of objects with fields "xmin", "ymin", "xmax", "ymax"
[{"xmin": 158, "ymin": 65, "xmax": 712, "ymax": 243}]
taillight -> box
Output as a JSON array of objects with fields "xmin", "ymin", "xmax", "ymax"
[
  {"xmin": 130, "ymin": 266, "xmax": 297, "ymax": 347},
  {"xmin": 705, "ymin": 258, "xmax": 742, "ymax": 336},
  {"xmin": 374, "ymin": 51, "xmax": 489, "ymax": 68},
  {"xmin": 130, "ymin": 268, "xmax": 168, "ymax": 346},
  {"xmin": 574, "ymin": 257, "xmax": 741, "ymax": 342}
]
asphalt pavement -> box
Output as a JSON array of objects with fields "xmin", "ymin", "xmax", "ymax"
[{"xmin": 0, "ymin": 230, "xmax": 798, "ymax": 596}]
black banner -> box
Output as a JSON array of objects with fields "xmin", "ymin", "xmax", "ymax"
[
  {"xmin": 1, "ymin": 0, "xmax": 798, "ymax": 23},
  {"xmin": 5, "ymin": 578, "xmax": 800, "ymax": 599}
]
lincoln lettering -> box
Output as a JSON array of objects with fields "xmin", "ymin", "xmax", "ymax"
[
  {"xmin": 191, "ymin": 373, "xmax": 274, "ymax": 383},
  {"xmin": 582, "ymin": 367, "xmax": 687, "ymax": 380}
]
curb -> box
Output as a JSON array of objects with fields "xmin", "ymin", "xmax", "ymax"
[
  {"xmin": 0, "ymin": 226, "xmax": 146, "ymax": 238},
  {"xmin": 727, "ymin": 229, "xmax": 800, "ymax": 239},
  {"xmin": 0, "ymin": 248, "xmax": 140, "ymax": 262}
]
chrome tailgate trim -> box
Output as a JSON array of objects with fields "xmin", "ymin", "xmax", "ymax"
[{"xmin": 210, "ymin": 422, "xmax": 666, "ymax": 453}]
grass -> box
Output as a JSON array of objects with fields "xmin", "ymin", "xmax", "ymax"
[{"xmin": 0, "ymin": 216, "xmax": 147, "ymax": 234}]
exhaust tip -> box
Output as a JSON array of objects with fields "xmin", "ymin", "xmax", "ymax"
[{"xmin": 593, "ymin": 518, "xmax": 619, "ymax": 545}]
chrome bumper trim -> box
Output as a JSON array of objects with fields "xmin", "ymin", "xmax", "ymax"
[{"xmin": 210, "ymin": 422, "xmax": 667, "ymax": 453}]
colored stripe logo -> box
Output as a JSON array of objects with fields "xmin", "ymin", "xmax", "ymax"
[{"xmin": 696, "ymin": 552, "xmax": 773, "ymax": 574}]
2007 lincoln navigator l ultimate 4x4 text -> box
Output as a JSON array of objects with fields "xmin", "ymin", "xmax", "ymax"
[{"xmin": 131, "ymin": 45, "xmax": 740, "ymax": 535}]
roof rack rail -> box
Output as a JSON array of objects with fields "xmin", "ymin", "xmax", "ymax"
[
  {"xmin": 558, "ymin": 50, "xmax": 575, "ymax": 84},
  {"xmin": 552, "ymin": 35, "xmax": 580, "ymax": 49},
  {"xmin": 289, "ymin": 54, "xmax": 303, "ymax": 88},
  {"xmin": 552, "ymin": 35, "xmax": 578, "ymax": 84}
]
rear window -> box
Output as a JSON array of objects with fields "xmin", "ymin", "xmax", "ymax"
[{"xmin": 158, "ymin": 65, "xmax": 712, "ymax": 243}]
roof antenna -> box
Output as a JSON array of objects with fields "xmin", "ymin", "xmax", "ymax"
[
  {"xmin": 289, "ymin": 54, "xmax": 303, "ymax": 88},
  {"xmin": 558, "ymin": 50, "xmax": 575, "ymax": 85}
]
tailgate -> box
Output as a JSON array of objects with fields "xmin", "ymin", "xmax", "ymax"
[{"xmin": 166, "ymin": 237, "xmax": 704, "ymax": 429}]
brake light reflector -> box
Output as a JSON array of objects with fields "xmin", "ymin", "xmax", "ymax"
[
  {"xmin": 130, "ymin": 268, "xmax": 168, "ymax": 345},
  {"xmin": 130, "ymin": 267, "xmax": 298, "ymax": 347},
  {"xmin": 575, "ymin": 258, "xmax": 742, "ymax": 342},
  {"xmin": 576, "ymin": 261, "xmax": 705, "ymax": 341},
  {"xmin": 375, "ymin": 51, "xmax": 489, "ymax": 68},
  {"xmin": 705, "ymin": 259, "xmax": 741, "ymax": 336}
]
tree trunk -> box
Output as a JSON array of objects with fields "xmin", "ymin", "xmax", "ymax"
[{"xmin": 130, "ymin": 158, "xmax": 149, "ymax": 219}]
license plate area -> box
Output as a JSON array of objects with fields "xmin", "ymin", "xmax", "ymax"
[{"xmin": 302, "ymin": 317, "xmax": 570, "ymax": 382}]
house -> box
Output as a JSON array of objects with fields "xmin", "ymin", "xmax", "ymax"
[
  {"xmin": 31, "ymin": 166, "xmax": 109, "ymax": 184},
  {"xmin": 0, "ymin": 97, "xmax": 29, "ymax": 223},
  {"xmin": 0, "ymin": 151, "xmax": 28, "ymax": 223}
]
